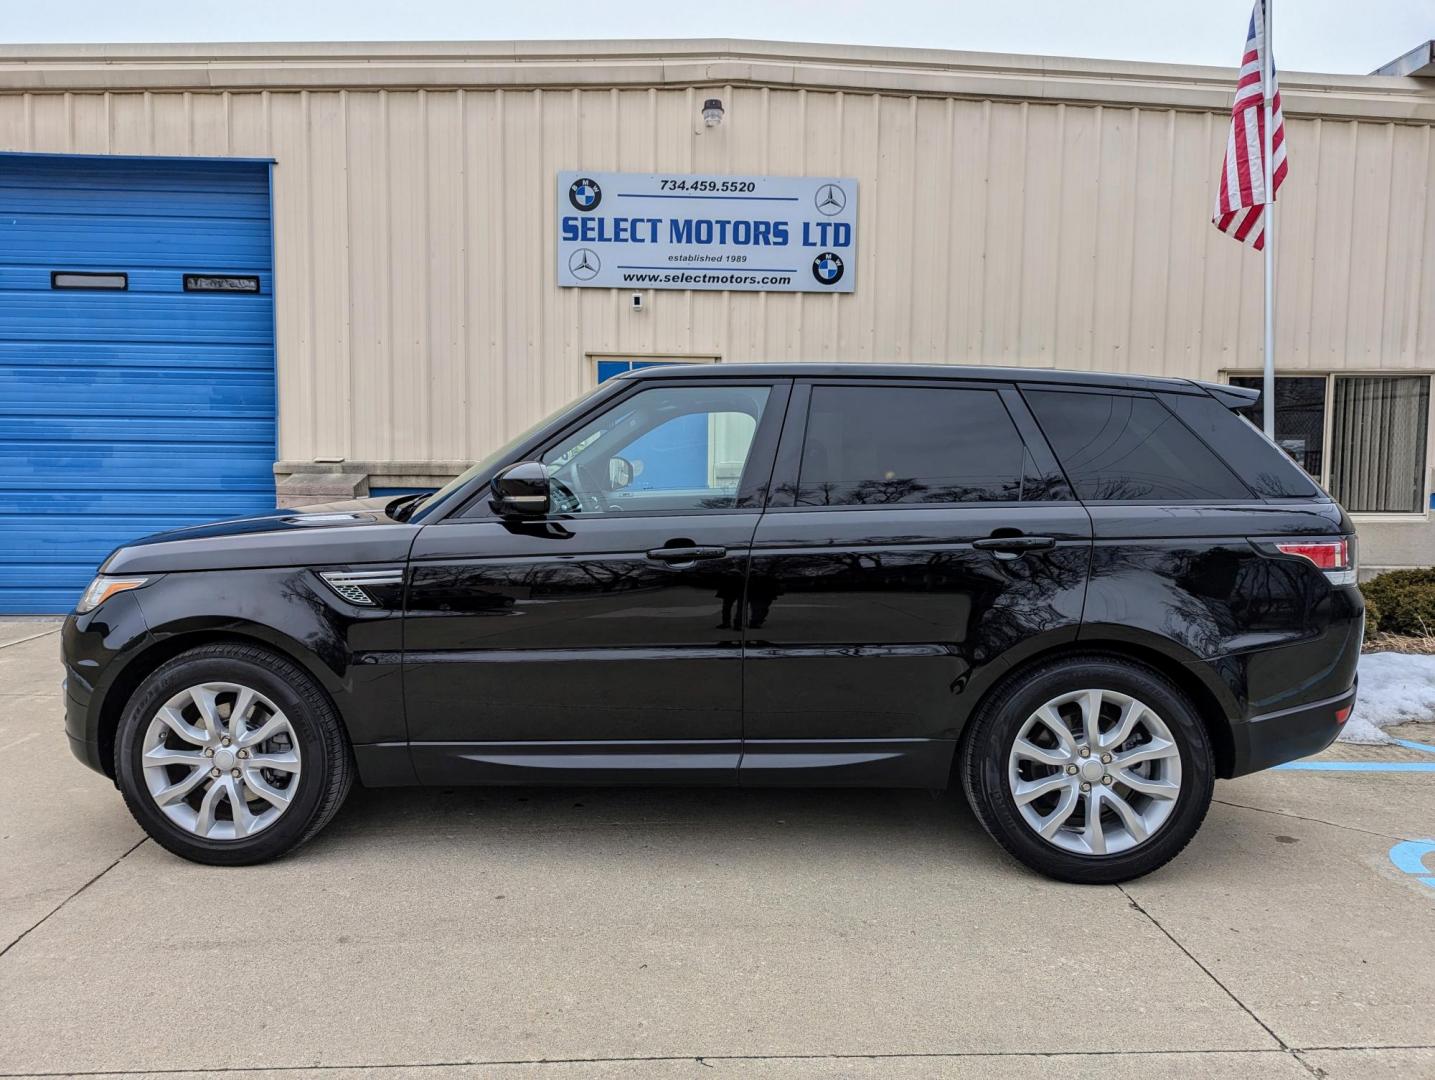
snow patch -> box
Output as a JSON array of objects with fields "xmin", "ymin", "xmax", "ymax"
[{"xmin": 1341, "ymin": 651, "xmax": 1435, "ymax": 744}]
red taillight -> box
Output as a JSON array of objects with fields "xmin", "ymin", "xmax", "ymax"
[
  {"xmin": 1271, "ymin": 537, "xmax": 1356, "ymax": 585},
  {"xmin": 1275, "ymin": 539, "xmax": 1347, "ymax": 570},
  {"xmin": 1335, "ymin": 705, "xmax": 1352, "ymax": 724}
]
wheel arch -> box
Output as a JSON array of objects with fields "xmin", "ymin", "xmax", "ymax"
[
  {"xmin": 94, "ymin": 626, "xmax": 346, "ymax": 780},
  {"xmin": 957, "ymin": 636, "xmax": 1238, "ymax": 781}
]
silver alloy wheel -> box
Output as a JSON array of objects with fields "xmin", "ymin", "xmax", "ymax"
[
  {"xmin": 140, "ymin": 682, "xmax": 302, "ymax": 840},
  {"xmin": 1006, "ymin": 688, "xmax": 1182, "ymax": 856}
]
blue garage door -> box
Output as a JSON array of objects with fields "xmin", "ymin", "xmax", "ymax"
[{"xmin": 0, "ymin": 154, "xmax": 276, "ymax": 614}]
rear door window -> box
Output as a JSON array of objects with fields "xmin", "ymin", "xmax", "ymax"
[
  {"xmin": 1024, "ymin": 389, "xmax": 1252, "ymax": 502},
  {"xmin": 795, "ymin": 385, "xmax": 1028, "ymax": 505}
]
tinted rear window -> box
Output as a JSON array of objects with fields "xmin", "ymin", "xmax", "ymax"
[
  {"xmin": 1024, "ymin": 389, "xmax": 1251, "ymax": 502},
  {"xmin": 797, "ymin": 385, "xmax": 1026, "ymax": 505},
  {"xmin": 1158, "ymin": 391, "xmax": 1319, "ymax": 499}
]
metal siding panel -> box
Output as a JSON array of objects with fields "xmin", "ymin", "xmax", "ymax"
[
  {"xmin": 425, "ymin": 89, "xmax": 465, "ymax": 462},
  {"xmin": 1165, "ymin": 110, "xmax": 1213, "ymax": 377},
  {"xmin": 910, "ymin": 96, "xmax": 951, "ymax": 365},
  {"xmin": 266, "ymin": 91, "xmax": 312, "ymax": 462},
  {"xmin": 107, "ymin": 93, "xmax": 148, "ymax": 155},
  {"xmin": 468, "ymin": 88, "xmax": 509, "ymax": 458},
  {"xmin": 1091, "ymin": 107, "xmax": 1137, "ymax": 376},
  {"xmin": 1416, "ymin": 125, "xmax": 1435, "ymax": 365},
  {"xmin": 499, "ymin": 90, "xmax": 545, "ymax": 427},
  {"xmin": 951, "ymin": 99, "xmax": 991, "ymax": 363},
  {"xmin": 982, "ymin": 101, "xmax": 1026, "ymax": 366},
  {"xmin": 306, "ymin": 91, "xmax": 350, "ymax": 459},
  {"xmin": 189, "ymin": 92, "xmax": 231, "ymax": 157},
  {"xmin": 1387, "ymin": 123, "xmax": 1429, "ymax": 367},
  {"xmin": 2, "ymin": 79, "xmax": 1434, "ymax": 471},
  {"xmin": 386, "ymin": 91, "xmax": 427, "ymax": 461},
  {"xmin": 0, "ymin": 154, "xmax": 275, "ymax": 613},
  {"xmin": 0, "ymin": 94, "xmax": 25, "ymax": 149},
  {"xmin": 1128, "ymin": 109, "xmax": 1175, "ymax": 377},
  {"xmin": 1053, "ymin": 103, "xmax": 1100, "ymax": 371},
  {"xmin": 69, "ymin": 94, "xmax": 108, "ymax": 153},
  {"xmin": 1308, "ymin": 119, "xmax": 1358, "ymax": 372},
  {"xmin": 152, "ymin": 92, "xmax": 191, "ymax": 155},
  {"xmin": 1280, "ymin": 116, "xmax": 1319, "ymax": 370},
  {"xmin": 877, "ymin": 95, "xmax": 918, "ymax": 361},
  {"xmin": 1345, "ymin": 122, "xmax": 1395, "ymax": 369},
  {"xmin": 27, "ymin": 95, "xmax": 70, "ymax": 153},
  {"xmin": 346, "ymin": 90, "xmax": 394, "ymax": 461},
  {"xmin": 1018, "ymin": 102, "xmax": 1062, "ymax": 368}
]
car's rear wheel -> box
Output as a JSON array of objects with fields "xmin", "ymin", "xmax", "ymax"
[
  {"xmin": 960, "ymin": 656, "xmax": 1214, "ymax": 884},
  {"xmin": 114, "ymin": 643, "xmax": 353, "ymax": 865}
]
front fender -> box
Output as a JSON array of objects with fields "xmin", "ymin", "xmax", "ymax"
[{"xmin": 130, "ymin": 567, "xmax": 406, "ymax": 745}]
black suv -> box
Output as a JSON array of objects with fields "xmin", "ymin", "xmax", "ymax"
[{"xmin": 62, "ymin": 364, "xmax": 1363, "ymax": 882}]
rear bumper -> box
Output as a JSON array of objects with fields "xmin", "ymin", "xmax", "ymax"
[{"xmin": 1227, "ymin": 684, "xmax": 1356, "ymax": 777}]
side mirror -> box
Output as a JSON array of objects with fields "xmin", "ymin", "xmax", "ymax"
[
  {"xmin": 490, "ymin": 461, "xmax": 550, "ymax": 517},
  {"xmin": 608, "ymin": 456, "xmax": 634, "ymax": 490}
]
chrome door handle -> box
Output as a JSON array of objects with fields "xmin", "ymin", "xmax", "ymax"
[
  {"xmin": 972, "ymin": 536, "xmax": 1056, "ymax": 555},
  {"xmin": 646, "ymin": 545, "xmax": 727, "ymax": 563}
]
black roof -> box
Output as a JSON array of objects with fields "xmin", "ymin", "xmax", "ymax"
[{"xmin": 619, "ymin": 362, "xmax": 1258, "ymax": 407}]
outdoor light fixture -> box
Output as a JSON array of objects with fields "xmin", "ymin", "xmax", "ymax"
[{"xmin": 702, "ymin": 98, "xmax": 725, "ymax": 128}]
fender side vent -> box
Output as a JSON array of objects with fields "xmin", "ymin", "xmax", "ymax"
[{"xmin": 319, "ymin": 569, "xmax": 403, "ymax": 606}]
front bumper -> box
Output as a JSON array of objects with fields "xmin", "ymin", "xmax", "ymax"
[
  {"xmin": 61, "ymin": 591, "xmax": 154, "ymax": 780},
  {"xmin": 65, "ymin": 685, "xmax": 108, "ymax": 776},
  {"xmin": 1228, "ymin": 683, "xmax": 1356, "ymax": 777}
]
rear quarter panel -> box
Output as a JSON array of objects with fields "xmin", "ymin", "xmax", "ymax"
[{"xmin": 1081, "ymin": 502, "xmax": 1362, "ymax": 719}]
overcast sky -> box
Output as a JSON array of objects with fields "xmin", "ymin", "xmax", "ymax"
[{"xmin": 1, "ymin": 0, "xmax": 1428, "ymax": 76}]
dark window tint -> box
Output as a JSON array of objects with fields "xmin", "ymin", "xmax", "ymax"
[
  {"xmin": 1159, "ymin": 391, "xmax": 1318, "ymax": 499},
  {"xmin": 795, "ymin": 386, "xmax": 1026, "ymax": 505},
  {"xmin": 1025, "ymin": 390, "xmax": 1251, "ymax": 502},
  {"xmin": 1229, "ymin": 375, "xmax": 1326, "ymax": 478}
]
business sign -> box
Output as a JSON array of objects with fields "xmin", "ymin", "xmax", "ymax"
[{"xmin": 557, "ymin": 171, "xmax": 858, "ymax": 293}]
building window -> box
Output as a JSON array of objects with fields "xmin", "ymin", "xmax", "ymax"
[
  {"xmin": 592, "ymin": 356, "xmax": 717, "ymax": 384},
  {"xmin": 1229, "ymin": 373, "xmax": 1432, "ymax": 514}
]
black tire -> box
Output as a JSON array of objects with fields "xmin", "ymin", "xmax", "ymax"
[
  {"xmin": 960, "ymin": 655, "xmax": 1214, "ymax": 885},
  {"xmin": 114, "ymin": 643, "xmax": 354, "ymax": 866}
]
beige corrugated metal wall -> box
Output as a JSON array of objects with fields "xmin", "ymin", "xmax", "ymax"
[{"xmin": 2, "ymin": 42, "xmax": 1434, "ymax": 473}]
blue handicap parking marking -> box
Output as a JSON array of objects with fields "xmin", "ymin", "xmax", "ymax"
[
  {"xmin": 1388, "ymin": 840, "xmax": 1435, "ymax": 891},
  {"xmin": 1275, "ymin": 734, "xmax": 1435, "ymax": 772},
  {"xmin": 1265, "ymin": 737, "xmax": 1435, "ymax": 896},
  {"xmin": 1275, "ymin": 760, "xmax": 1435, "ymax": 771}
]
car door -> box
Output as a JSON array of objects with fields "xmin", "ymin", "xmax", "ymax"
[
  {"xmin": 403, "ymin": 377, "xmax": 791, "ymax": 785},
  {"xmin": 739, "ymin": 378, "xmax": 1093, "ymax": 787}
]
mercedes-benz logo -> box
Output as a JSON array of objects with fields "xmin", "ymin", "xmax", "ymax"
[
  {"xmin": 569, "ymin": 247, "xmax": 601, "ymax": 280},
  {"xmin": 814, "ymin": 183, "xmax": 847, "ymax": 216}
]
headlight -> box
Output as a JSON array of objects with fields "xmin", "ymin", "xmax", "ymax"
[{"xmin": 76, "ymin": 575, "xmax": 150, "ymax": 615}]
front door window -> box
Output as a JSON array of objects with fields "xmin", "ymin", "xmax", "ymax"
[{"xmin": 540, "ymin": 385, "xmax": 771, "ymax": 514}]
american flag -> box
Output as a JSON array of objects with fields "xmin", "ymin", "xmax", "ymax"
[{"xmin": 1213, "ymin": 0, "xmax": 1287, "ymax": 250}]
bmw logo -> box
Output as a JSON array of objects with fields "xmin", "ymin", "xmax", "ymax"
[
  {"xmin": 812, "ymin": 251, "xmax": 845, "ymax": 286},
  {"xmin": 569, "ymin": 177, "xmax": 602, "ymax": 212}
]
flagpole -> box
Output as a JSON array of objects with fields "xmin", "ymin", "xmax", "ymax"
[{"xmin": 1262, "ymin": 0, "xmax": 1276, "ymax": 437}]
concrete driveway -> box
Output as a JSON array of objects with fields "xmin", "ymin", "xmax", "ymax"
[{"xmin": 2, "ymin": 620, "xmax": 1433, "ymax": 1079}]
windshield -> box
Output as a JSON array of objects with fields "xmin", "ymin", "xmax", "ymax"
[{"xmin": 406, "ymin": 396, "xmax": 582, "ymax": 522}]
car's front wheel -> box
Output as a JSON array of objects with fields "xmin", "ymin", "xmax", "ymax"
[
  {"xmin": 960, "ymin": 656, "xmax": 1215, "ymax": 884},
  {"xmin": 114, "ymin": 643, "xmax": 353, "ymax": 865}
]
